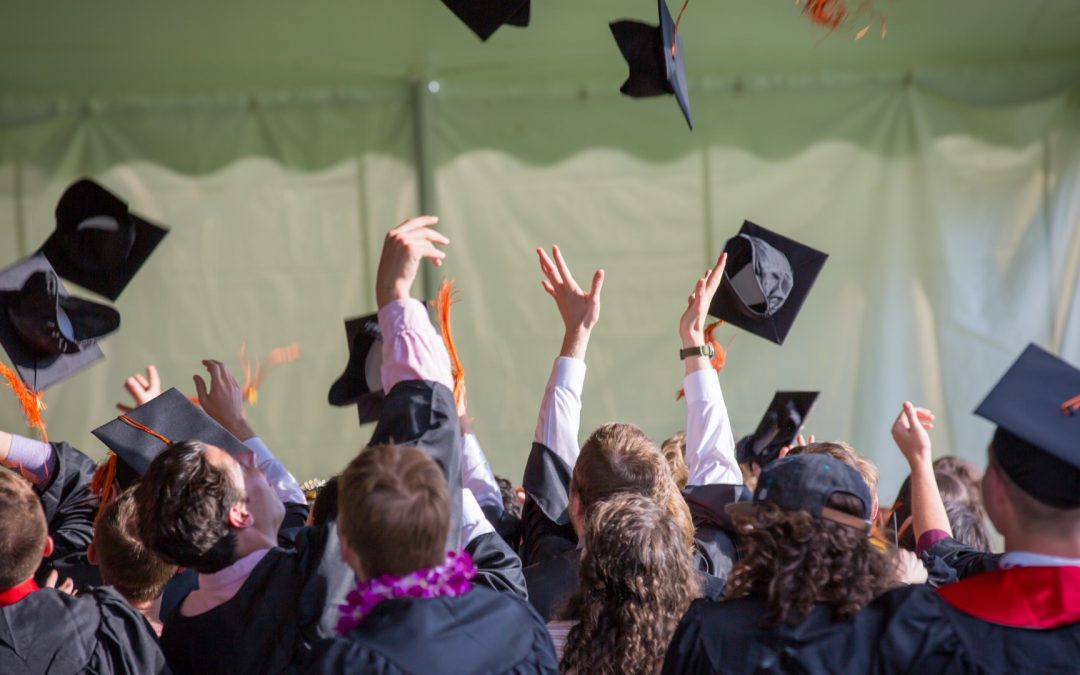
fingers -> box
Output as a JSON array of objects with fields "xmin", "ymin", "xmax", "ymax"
[
  {"xmin": 45, "ymin": 569, "xmax": 58, "ymax": 588},
  {"xmin": 395, "ymin": 215, "xmax": 440, "ymax": 233},
  {"xmin": 193, "ymin": 374, "xmax": 209, "ymax": 404},
  {"xmin": 540, "ymin": 279, "xmax": 556, "ymax": 298},
  {"xmin": 116, "ymin": 404, "xmax": 132, "ymax": 413},
  {"xmin": 59, "ymin": 577, "xmax": 75, "ymax": 595},
  {"xmin": 588, "ymin": 269, "xmax": 605, "ymax": 300},
  {"xmin": 902, "ymin": 402, "xmax": 922, "ymax": 432},
  {"xmin": 705, "ymin": 252, "xmax": 728, "ymax": 293},
  {"xmin": 536, "ymin": 248, "xmax": 563, "ymax": 286},
  {"xmin": 552, "ymin": 245, "xmax": 579, "ymax": 290},
  {"xmin": 147, "ymin": 365, "xmax": 161, "ymax": 391},
  {"xmin": 134, "ymin": 373, "xmax": 150, "ymax": 389}
]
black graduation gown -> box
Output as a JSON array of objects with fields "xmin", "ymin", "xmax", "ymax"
[
  {"xmin": 160, "ymin": 379, "xmax": 464, "ymax": 675},
  {"xmin": 0, "ymin": 586, "xmax": 169, "ymax": 675},
  {"xmin": 920, "ymin": 535, "xmax": 1002, "ymax": 581},
  {"xmin": 33, "ymin": 441, "xmax": 99, "ymax": 588},
  {"xmin": 874, "ymin": 567, "xmax": 1080, "ymax": 674},
  {"xmin": 303, "ymin": 586, "xmax": 559, "ymax": 675},
  {"xmin": 682, "ymin": 483, "xmax": 750, "ymax": 583},
  {"xmin": 661, "ymin": 593, "xmax": 890, "ymax": 674}
]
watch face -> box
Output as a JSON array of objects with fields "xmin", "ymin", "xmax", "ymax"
[{"xmin": 703, "ymin": 343, "xmax": 716, "ymax": 358}]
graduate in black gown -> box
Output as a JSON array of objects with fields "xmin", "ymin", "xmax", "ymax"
[
  {"xmin": 661, "ymin": 453, "xmax": 899, "ymax": 674},
  {"xmin": 0, "ymin": 467, "xmax": 169, "ymax": 675},
  {"xmin": 873, "ymin": 345, "xmax": 1080, "ymax": 674}
]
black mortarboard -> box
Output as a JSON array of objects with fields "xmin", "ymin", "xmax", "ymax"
[
  {"xmin": 39, "ymin": 178, "xmax": 169, "ymax": 301},
  {"xmin": 975, "ymin": 344, "xmax": 1080, "ymax": 508},
  {"xmin": 441, "ymin": 0, "xmax": 530, "ymax": 41},
  {"xmin": 728, "ymin": 453, "xmax": 873, "ymax": 532},
  {"xmin": 328, "ymin": 313, "xmax": 385, "ymax": 425},
  {"xmin": 92, "ymin": 387, "xmax": 249, "ymax": 476},
  {"xmin": 610, "ymin": 0, "xmax": 693, "ymax": 129},
  {"xmin": 736, "ymin": 391, "xmax": 820, "ymax": 467},
  {"xmin": 709, "ymin": 221, "xmax": 828, "ymax": 345},
  {"xmin": 0, "ymin": 255, "xmax": 116, "ymax": 390}
]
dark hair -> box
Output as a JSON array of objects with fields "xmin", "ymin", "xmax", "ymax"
[
  {"xmin": 934, "ymin": 455, "xmax": 985, "ymax": 515},
  {"xmin": 573, "ymin": 423, "xmax": 694, "ymax": 544},
  {"xmin": 134, "ymin": 440, "xmax": 243, "ymax": 574},
  {"xmin": 0, "ymin": 468, "xmax": 48, "ymax": 588},
  {"xmin": 95, "ymin": 488, "xmax": 178, "ymax": 602},
  {"xmin": 725, "ymin": 492, "xmax": 896, "ymax": 626},
  {"xmin": 310, "ymin": 475, "xmax": 340, "ymax": 528},
  {"xmin": 496, "ymin": 476, "xmax": 522, "ymax": 519},
  {"xmin": 338, "ymin": 445, "xmax": 449, "ymax": 577},
  {"xmin": 559, "ymin": 493, "xmax": 700, "ymax": 675},
  {"xmin": 889, "ymin": 471, "xmax": 976, "ymax": 551}
]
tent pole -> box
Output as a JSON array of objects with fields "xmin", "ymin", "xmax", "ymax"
[{"xmin": 412, "ymin": 79, "xmax": 439, "ymax": 301}]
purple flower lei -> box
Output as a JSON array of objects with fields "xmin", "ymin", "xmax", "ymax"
[{"xmin": 336, "ymin": 549, "xmax": 477, "ymax": 635}]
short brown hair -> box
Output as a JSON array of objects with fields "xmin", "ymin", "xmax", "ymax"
[
  {"xmin": 95, "ymin": 488, "xmax": 178, "ymax": 602},
  {"xmin": 990, "ymin": 453, "xmax": 1080, "ymax": 537},
  {"xmin": 338, "ymin": 445, "xmax": 449, "ymax": 577},
  {"xmin": 0, "ymin": 468, "xmax": 48, "ymax": 588},
  {"xmin": 661, "ymin": 432, "xmax": 689, "ymax": 490},
  {"xmin": 573, "ymin": 423, "xmax": 694, "ymax": 545},
  {"xmin": 790, "ymin": 441, "xmax": 879, "ymax": 498}
]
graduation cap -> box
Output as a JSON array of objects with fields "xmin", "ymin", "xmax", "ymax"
[
  {"xmin": 709, "ymin": 221, "xmax": 828, "ymax": 345},
  {"xmin": 441, "ymin": 0, "xmax": 530, "ymax": 41},
  {"xmin": 0, "ymin": 255, "xmax": 116, "ymax": 391},
  {"xmin": 610, "ymin": 0, "xmax": 693, "ymax": 129},
  {"xmin": 736, "ymin": 391, "xmax": 819, "ymax": 467},
  {"xmin": 92, "ymin": 387, "xmax": 250, "ymax": 477},
  {"xmin": 39, "ymin": 178, "xmax": 169, "ymax": 301},
  {"xmin": 975, "ymin": 344, "xmax": 1080, "ymax": 508},
  {"xmin": 328, "ymin": 313, "xmax": 385, "ymax": 425}
]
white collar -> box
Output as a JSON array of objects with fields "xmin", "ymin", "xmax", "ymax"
[{"xmin": 999, "ymin": 550, "xmax": 1080, "ymax": 569}]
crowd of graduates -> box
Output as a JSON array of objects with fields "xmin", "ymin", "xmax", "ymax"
[{"xmin": 1, "ymin": 205, "xmax": 1079, "ymax": 675}]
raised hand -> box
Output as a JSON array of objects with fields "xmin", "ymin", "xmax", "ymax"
[
  {"xmin": 117, "ymin": 365, "xmax": 163, "ymax": 413},
  {"xmin": 537, "ymin": 245, "xmax": 604, "ymax": 360},
  {"xmin": 375, "ymin": 216, "xmax": 449, "ymax": 309},
  {"xmin": 679, "ymin": 253, "xmax": 727, "ymax": 347},
  {"xmin": 891, "ymin": 402, "xmax": 935, "ymax": 469},
  {"xmin": 44, "ymin": 569, "xmax": 76, "ymax": 596},
  {"xmin": 194, "ymin": 360, "xmax": 255, "ymax": 441}
]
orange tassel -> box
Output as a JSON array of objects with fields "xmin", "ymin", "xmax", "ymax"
[
  {"xmin": 675, "ymin": 320, "xmax": 727, "ymax": 401},
  {"xmin": 436, "ymin": 279, "xmax": 468, "ymax": 416},
  {"xmin": 1062, "ymin": 394, "xmax": 1080, "ymax": 416},
  {"xmin": 0, "ymin": 362, "xmax": 48, "ymax": 443},
  {"xmin": 90, "ymin": 453, "xmax": 118, "ymax": 515},
  {"xmin": 239, "ymin": 342, "xmax": 302, "ymax": 406}
]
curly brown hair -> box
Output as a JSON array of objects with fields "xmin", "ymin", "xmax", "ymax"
[
  {"xmin": 725, "ymin": 492, "xmax": 896, "ymax": 626},
  {"xmin": 559, "ymin": 493, "xmax": 701, "ymax": 675}
]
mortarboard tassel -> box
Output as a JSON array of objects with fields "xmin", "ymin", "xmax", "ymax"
[
  {"xmin": 436, "ymin": 279, "xmax": 468, "ymax": 416},
  {"xmin": 675, "ymin": 320, "xmax": 727, "ymax": 401},
  {"xmin": 0, "ymin": 362, "xmax": 48, "ymax": 443},
  {"xmin": 90, "ymin": 453, "xmax": 119, "ymax": 514},
  {"xmin": 240, "ymin": 342, "xmax": 302, "ymax": 406},
  {"xmin": 1062, "ymin": 394, "xmax": 1080, "ymax": 416},
  {"xmin": 800, "ymin": 0, "xmax": 847, "ymax": 29}
]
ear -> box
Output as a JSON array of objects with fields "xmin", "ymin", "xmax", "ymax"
[
  {"xmin": 42, "ymin": 535, "xmax": 54, "ymax": 560},
  {"xmin": 568, "ymin": 491, "xmax": 586, "ymax": 540},
  {"xmin": 871, "ymin": 496, "xmax": 880, "ymax": 522},
  {"xmin": 227, "ymin": 501, "xmax": 254, "ymax": 530},
  {"xmin": 337, "ymin": 521, "xmax": 365, "ymax": 579},
  {"xmin": 87, "ymin": 541, "xmax": 98, "ymax": 566}
]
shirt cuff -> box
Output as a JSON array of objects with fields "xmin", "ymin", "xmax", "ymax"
[
  {"xmin": 551, "ymin": 357, "xmax": 587, "ymax": 393},
  {"xmin": 5, "ymin": 435, "xmax": 55, "ymax": 485},
  {"xmin": 916, "ymin": 529, "xmax": 952, "ymax": 557},
  {"xmin": 682, "ymin": 369, "xmax": 720, "ymax": 405}
]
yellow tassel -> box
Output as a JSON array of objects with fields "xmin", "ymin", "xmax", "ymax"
[
  {"xmin": 0, "ymin": 362, "xmax": 48, "ymax": 443},
  {"xmin": 239, "ymin": 342, "xmax": 301, "ymax": 406},
  {"xmin": 436, "ymin": 279, "xmax": 468, "ymax": 416}
]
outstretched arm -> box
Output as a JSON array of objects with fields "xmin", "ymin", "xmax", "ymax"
[
  {"xmin": 891, "ymin": 402, "xmax": 950, "ymax": 549},
  {"xmin": 679, "ymin": 254, "xmax": 740, "ymax": 486}
]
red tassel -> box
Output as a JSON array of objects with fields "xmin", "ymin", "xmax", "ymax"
[
  {"xmin": 239, "ymin": 342, "xmax": 301, "ymax": 406},
  {"xmin": 675, "ymin": 320, "xmax": 727, "ymax": 401},
  {"xmin": 91, "ymin": 454, "xmax": 118, "ymax": 516},
  {"xmin": 0, "ymin": 362, "xmax": 48, "ymax": 443},
  {"xmin": 436, "ymin": 279, "xmax": 468, "ymax": 416},
  {"xmin": 802, "ymin": 0, "xmax": 847, "ymax": 29}
]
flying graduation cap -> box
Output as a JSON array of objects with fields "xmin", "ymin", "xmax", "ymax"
[
  {"xmin": 975, "ymin": 344, "xmax": 1080, "ymax": 508},
  {"xmin": 610, "ymin": 0, "xmax": 693, "ymax": 129},
  {"xmin": 0, "ymin": 254, "xmax": 118, "ymax": 391},
  {"xmin": 736, "ymin": 391, "xmax": 820, "ymax": 468},
  {"xmin": 441, "ymin": 0, "xmax": 530, "ymax": 41},
  {"xmin": 39, "ymin": 179, "xmax": 169, "ymax": 302},
  {"xmin": 709, "ymin": 221, "xmax": 829, "ymax": 345},
  {"xmin": 328, "ymin": 312, "xmax": 386, "ymax": 426}
]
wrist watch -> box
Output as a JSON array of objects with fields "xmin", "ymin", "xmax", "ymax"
[{"xmin": 679, "ymin": 344, "xmax": 716, "ymax": 360}]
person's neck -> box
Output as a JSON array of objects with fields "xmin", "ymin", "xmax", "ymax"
[
  {"xmin": 128, "ymin": 595, "xmax": 164, "ymax": 635},
  {"xmin": 1005, "ymin": 531, "xmax": 1080, "ymax": 559},
  {"xmin": 231, "ymin": 529, "xmax": 277, "ymax": 562}
]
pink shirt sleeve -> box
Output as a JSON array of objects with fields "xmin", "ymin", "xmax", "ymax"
[
  {"xmin": 916, "ymin": 529, "xmax": 952, "ymax": 556},
  {"xmin": 3, "ymin": 434, "xmax": 56, "ymax": 485},
  {"xmin": 377, "ymin": 298, "xmax": 453, "ymax": 392}
]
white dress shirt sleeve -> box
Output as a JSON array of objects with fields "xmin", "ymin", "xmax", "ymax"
[
  {"xmin": 683, "ymin": 369, "xmax": 742, "ymax": 486},
  {"xmin": 533, "ymin": 357, "xmax": 587, "ymax": 469}
]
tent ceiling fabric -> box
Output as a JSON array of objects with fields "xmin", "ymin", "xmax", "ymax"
[{"xmin": 2, "ymin": 0, "xmax": 1079, "ymax": 100}]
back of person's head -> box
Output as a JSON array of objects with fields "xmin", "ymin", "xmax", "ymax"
[
  {"xmin": 0, "ymin": 468, "xmax": 48, "ymax": 588},
  {"xmin": 944, "ymin": 500, "xmax": 992, "ymax": 552},
  {"xmin": 496, "ymin": 476, "xmax": 522, "ymax": 519},
  {"xmin": 574, "ymin": 423, "xmax": 693, "ymax": 543},
  {"xmin": 134, "ymin": 440, "xmax": 242, "ymax": 574},
  {"xmin": 788, "ymin": 441, "xmax": 880, "ymax": 498},
  {"xmin": 661, "ymin": 431, "xmax": 689, "ymax": 491},
  {"xmin": 94, "ymin": 488, "xmax": 178, "ymax": 602},
  {"xmin": 560, "ymin": 493, "xmax": 700, "ymax": 675},
  {"xmin": 309, "ymin": 475, "xmax": 340, "ymax": 528},
  {"xmin": 338, "ymin": 444, "xmax": 449, "ymax": 577},
  {"xmin": 726, "ymin": 491, "xmax": 894, "ymax": 625},
  {"xmin": 987, "ymin": 451, "xmax": 1080, "ymax": 538},
  {"xmin": 934, "ymin": 455, "xmax": 984, "ymax": 511},
  {"xmin": 889, "ymin": 471, "xmax": 981, "ymax": 551}
]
